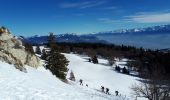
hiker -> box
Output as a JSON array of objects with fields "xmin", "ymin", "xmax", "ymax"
[
  {"xmin": 106, "ymin": 88, "xmax": 109, "ymax": 95},
  {"xmin": 115, "ymin": 91, "xmax": 119, "ymax": 96},
  {"xmin": 79, "ymin": 79, "xmax": 83, "ymax": 85},
  {"xmin": 88, "ymin": 58, "xmax": 91, "ymax": 62},
  {"xmin": 101, "ymin": 86, "xmax": 105, "ymax": 93},
  {"xmin": 86, "ymin": 84, "xmax": 88, "ymax": 87}
]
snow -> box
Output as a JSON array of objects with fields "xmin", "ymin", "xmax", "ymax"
[
  {"xmin": 33, "ymin": 46, "xmax": 46, "ymax": 52},
  {"xmin": 0, "ymin": 53, "xmax": 143, "ymax": 100},
  {"xmin": 65, "ymin": 54, "xmax": 141, "ymax": 99},
  {"xmin": 115, "ymin": 59, "xmax": 127, "ymax": 68}
]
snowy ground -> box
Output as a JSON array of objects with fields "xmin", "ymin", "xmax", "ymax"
[
  {"xmin": 0, "ymin": 53, "xmax": 143, "ymax": 100},
  {"xmin": 65, "ymin": 54, "xmax": 142, "ymax": 99}
]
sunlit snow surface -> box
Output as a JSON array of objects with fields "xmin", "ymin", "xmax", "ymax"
[
  {"xmin": 0, "ymin": 53, "xmax": 144, "ymax": 100},
  {"xmin": 65, "ymin": 54, "xmax": 142, "ymax": 99}
]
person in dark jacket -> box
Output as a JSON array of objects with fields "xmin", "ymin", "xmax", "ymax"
[
  {"xmin": 86, "ymin": 84, "xmax": 88, "ymax": 87},
  {"xmin": 115, "ymin": 91, "xmax": 119, "ymax": 96},
  {"xmin": 101, "ymin": 86, "xmax": 105, "ymax": 92},
  {"xmin": 106, "ymin": 88, "xmax": 109, "ymax": 94},
  {"xmin": 79, "ymin": 79, "xmax": 83, "ymax": 85}
]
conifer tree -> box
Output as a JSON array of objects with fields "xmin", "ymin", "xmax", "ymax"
[
  {"xmin": 48, "ymin": 32, "xmax": 56, "ymax": 48},
  {"xmin": 41, "ymin": 49, "xmax": 47, "ymax": 60},
  {"xmin": 35, "ymin": 45, "xmax": 41, "ymax": 55},
  {"xmin": 92, "ymin": 55, "xmax": 98, "ymax": 64},
  {"xmin": 46, "ymin": 49, "xmax": 69, "ymax": 80},
  {"xmin": 46, "ymin": 33, "xmax": 69, "ymax": 80},
  {"xmin": 69, "ymin": 70, "xmax": 76, "ymax": 81}
]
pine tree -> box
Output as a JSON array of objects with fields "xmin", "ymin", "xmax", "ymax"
[
  {"xmin": 35, "ymin": 45, "xmax": 41, "ymax": 55},
  {"xmin": 41, "ymin": 49, "xmax": 47, "ymax": 60},
  {"xmin": 46, "ymin": 49, "xmax": 69, "ymax": 80},
  {"xmin": 48, "ymin": 32, "xmax": 56, "ymax": 48},
  {"xmin": 46, "ymin": 33, "xmax": 69, "ymax": 80},
  {"xmin": 69, "ymin": 71, "xmax": 76, "ymax": 81},
  {"xmin": 92, "ymin": 55, "xmax": 98, "ymax": 64}
]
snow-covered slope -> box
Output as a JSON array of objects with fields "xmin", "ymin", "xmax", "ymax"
[
  {"xmin": 0, "ymin": 53, "xmax": 141, "ymax": 100},
  {"xmin": 65, "ymin": 54, "xmax": 141, "ymax": 99},
  {"xmin": 0, "ymin": 61, "xmax": 120, "ymax": 100}
]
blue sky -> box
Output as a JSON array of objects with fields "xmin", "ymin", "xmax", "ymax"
[{"xmin": 0, "ymin": 0, "xmax": 170, "ymax": 36}]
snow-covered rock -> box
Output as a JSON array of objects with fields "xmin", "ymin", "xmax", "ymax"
[{"xmin": 0, "ymin": 27, "xmax": 40, "ymax": 71}]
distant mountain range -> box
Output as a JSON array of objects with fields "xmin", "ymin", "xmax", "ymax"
[
  {"xmin": 25, "ymin": 24, "xmax": 170, "ymax": 49},
  {"xmin": 24, "ymin": 33, "xmax": 107, "ymax": 45},
  {"xmin": 91, "ymin": 24, "xmax": 170, "ymax": 36}
]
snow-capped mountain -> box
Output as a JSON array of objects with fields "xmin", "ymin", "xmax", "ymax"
[
  {"xmin": 25, "ymin": 33, "xmax": 107, "ymax": 44},
  {"xmin": 94, "ymin": 24, "xmax": 170, "ymax": 35},
  {"xmin": 25, "ymin": 24, "xmax": 170, "ymax": 49},
  {"xmin": 92, "ymin": 24, "xmax": 170, "ymax": 49}
]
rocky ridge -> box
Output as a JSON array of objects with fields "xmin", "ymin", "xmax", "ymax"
[{"xmin": 0, "ymin": 26, "xmax": 40, "ymax": 71}]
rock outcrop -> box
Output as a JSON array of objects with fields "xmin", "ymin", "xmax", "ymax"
[{"xmin": 0, "ymin": 26, "xmax": 40, "ymax": 71}]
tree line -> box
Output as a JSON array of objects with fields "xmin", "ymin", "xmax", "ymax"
[{"xmin": 47, "ymin": 42, "xmax": 170, "ymax": 80}]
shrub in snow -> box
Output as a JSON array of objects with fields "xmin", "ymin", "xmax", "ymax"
[
  {"xmin": 41, "ymin": 49, "xmax": 47, "ymax": 60},
  {"xmin": 131, "ymin": 82, "xmax": 170, "ymax": 100},
  {"xmin": 24, "ymin": 43, "xmax": 34, "ymax": 54},
  {"xmin": 115, "ymin": 65, "xmax": 121, "ymax": 72},
  {"xmin": 35, "ymin": 45, "xmax": 41, "ymax": 55},
  {"xmin": 122, "ymin": 67, "xmax": 129, "ymax": 74},
  {"xmin": 92, "ymin": 55, "xmax": 98, "ymax": 64},
  {"xmin": 69, "ymin": 71, "xmax": 76, "ymax": 81},
  {"xmin": 107, "ymin": 57, "xmax": 115, "ymax": 66},
  {"xmin": 88, "ymin": 58, "xmax": 91, "ymax": 62}
]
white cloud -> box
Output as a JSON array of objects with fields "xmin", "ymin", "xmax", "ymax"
[
  {"xmin": 98, "ymin": 12, "xmax": 170, "ymax": 24},
  {"xmin": 126, "ymin": 12, "xmax": 170, "ymax": 23},
  {"xmin": 98, "ymin": 18, "xmax": 120, "ymax": 23},
  {"xmin": 59, "ymin": 1, "xmax": 106, "ymax": 9}
]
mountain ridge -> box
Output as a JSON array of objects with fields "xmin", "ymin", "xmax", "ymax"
[
  {"xmin": 24, "ymin": 33, "xmax": 108, "ymax": 45},
  {"xmin": 93, "ymin": 24, "xmax": 170, "ymax": 35},
  {"xmin": 25, "ymin": 24, "xmax": 170, "ymax": 49}
]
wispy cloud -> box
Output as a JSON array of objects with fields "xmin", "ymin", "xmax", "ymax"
[
  {"xmin": 98, "ymin": 18, "xmax": 120, "ymax": 23},
  {"xmin": 125, "ymin": 12, "xmax": 170, "ymax": 23},
  {"xmin": 59, "ymin": 1, "xmax": 106, "ymax": 9},
  {"xmin": 99, "ymin": 11, "xmax": 170, "ymax": 24},
  {"xmin": 101, "ymin": 6, "xmax": 117, "ymax": 10}
]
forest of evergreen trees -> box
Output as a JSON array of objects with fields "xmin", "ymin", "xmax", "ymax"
[{"xmin": 50, "ymin": 42, "xmax": 170, "ymax": 80}]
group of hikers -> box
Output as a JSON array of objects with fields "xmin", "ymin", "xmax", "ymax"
[
  {"xmin": 79, "ymin": 79, "xmax": 119, "ymax": 96},
  {"xmin": 101, "ymin": 86, "xmax": 110, "ymax": 95},
  {"xmin": 79, "ymin": 79, "xmax": 88, "ymax": 87}
]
